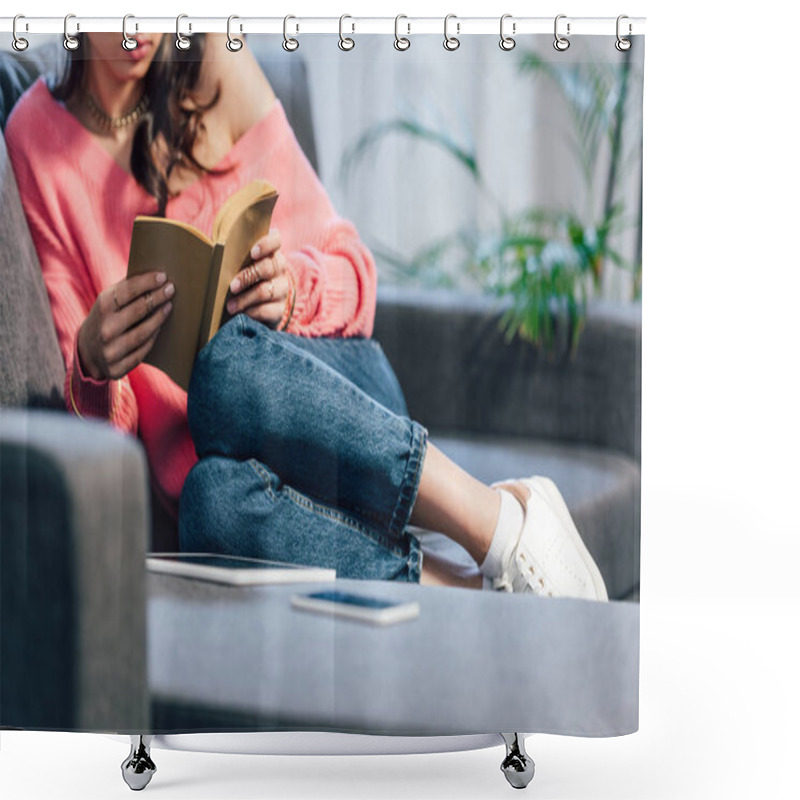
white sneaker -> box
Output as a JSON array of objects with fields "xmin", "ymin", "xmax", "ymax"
[{"xmin": 485, "ymin": 476, "xmax": 608, "ymax": 601}]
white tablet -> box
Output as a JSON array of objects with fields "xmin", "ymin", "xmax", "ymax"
[
  {"xmin": 146, "ymin": 553, "xmax": 336, "ymax": 586},
  {"xmin": 291, "ymin": 589, "xmax": 421, "ymax": 625}
]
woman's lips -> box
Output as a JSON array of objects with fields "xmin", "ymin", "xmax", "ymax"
[{"xmin": 127, "ymin": 37, "xmax": 152, "ymax": 61}]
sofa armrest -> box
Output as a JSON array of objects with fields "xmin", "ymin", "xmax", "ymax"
[
  {"xmin": 374, "ymin": 287, "xmax": 641, "ymax": 462},
  {"xmin": 0, "ymin": 409, "xmax": 150, "ymax": 732}
]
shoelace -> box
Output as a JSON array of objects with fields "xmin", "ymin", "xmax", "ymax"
[
  {"xmin": 491, "ymin": 552, "xmax": 554, "ymax": 597},
  {"xmin": 513, "ymin": 551, "xmax": 554, "ymax": 597}
]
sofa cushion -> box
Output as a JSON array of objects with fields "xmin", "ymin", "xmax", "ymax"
[
  {"xmin": 374, "ymin": 287, "xmax": 642, "ymax": 463},
  {"xmin": 418, "ymin": 433, "xmax": 640, "ymax": 600},
  {"xmin": 0, "ymin": 129, "xmax": 65, "ymax": 408}
]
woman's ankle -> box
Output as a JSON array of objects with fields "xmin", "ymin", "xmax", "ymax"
[{"xmin": 478, "ymin": 488, "xmax": 524, "ymax": 578}]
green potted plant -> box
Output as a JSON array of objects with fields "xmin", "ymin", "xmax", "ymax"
[{"xmin": 341, "ymin": 45, "xmax": 643, "ymax": 355}]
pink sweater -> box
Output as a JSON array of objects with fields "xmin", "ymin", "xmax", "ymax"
[{"xmin": 6, "ymin": 77, "xmax": 377, "ymax": 522}]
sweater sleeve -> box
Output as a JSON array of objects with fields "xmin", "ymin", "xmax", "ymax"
[
  {"xmin": 268, "ymin": 108, "xmax": 377, "ymax": 338},
  {"xmin": 5, "ymin": 110, "xmax": 139, "ymax": 435}
]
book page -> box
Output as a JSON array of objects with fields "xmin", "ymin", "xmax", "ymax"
[
  {"xmin": 202, "ymin": 193, "xmax": 279, "ymax": 346},
  {"xmin": 212, "ymin": 179, "xmax": 277, "ymax": 243}
]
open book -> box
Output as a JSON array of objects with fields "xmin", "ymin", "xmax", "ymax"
[{"xmin": 126, "ymin": 179, "xmax": 279, "ymax": 391}]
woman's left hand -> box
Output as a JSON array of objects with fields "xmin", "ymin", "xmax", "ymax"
[{"xmin": 227, "ymin": 229, "xmax": 290, "ymax": 327}]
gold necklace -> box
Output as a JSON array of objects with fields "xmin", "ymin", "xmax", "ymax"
[{"xmin": 85, "ymin": 91, "xmax": 149, "ymax": 131}]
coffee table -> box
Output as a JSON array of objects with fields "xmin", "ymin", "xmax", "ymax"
[{"xmin": 117, "ymin": 570, "xmax": 638, "ymax": 789}]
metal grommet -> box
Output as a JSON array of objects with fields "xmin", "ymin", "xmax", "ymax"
[
  {"xmin": 122, "ymin": 14, "xmax": 138, "ymax": 51},
  {"xmin": 338, "ymin": 14, "xmax": 355, "ymax": 51},
  {"xmin": 283, "ymin": 15, "xmax": 299, "ymax": 51},
  {"xmin": 443, "ymin": 14, "xmax": 460, "ymax": 51},
  {"xmin": 12, "ymin": 14, "xmax": 29, "ymax": 52},
  {"xmin": 615, "ymin": 14, "xmax": 632, "ymax": 51},
  {"xmin": 226, "ymin": 15, "xmax": 243, "ymax": 52},
  {"xmin": 553, "ymin": 14, "xmax": 570, "ymax": 51},
  {"xmin": 63, "ymin": 13, "xmax": 80, "ymax": 51},
  {"xmin": 176, "ymin": 14, "xmax": 191, "ymax": 51},
  {"xmin": 394, "ymin": 14, "xmax": 410, "ymax": 51},
  {"xmin": 499, "ymin": 13, "xmax": 515, "ymax": 51}
]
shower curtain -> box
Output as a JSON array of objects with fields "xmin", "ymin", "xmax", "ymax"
[{"xmin": 0, "ymin": 15, "xmax": 643, "ymax": 783}]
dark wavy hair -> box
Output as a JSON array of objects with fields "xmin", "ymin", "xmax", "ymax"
[{"xmin": 51, "ymin": 33, "xmax": 224, "ymax": 216}]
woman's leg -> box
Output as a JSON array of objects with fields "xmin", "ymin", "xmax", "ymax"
[
  {"xmin": 187, "ymin": 316, "xmax": 492, "ymax": 589},
  {"xmin": 180, "ymin": 455, "xmax": 422, "ymax": 582},
  {"xmin": 410, "ymin": 443, "xmax": 499, "ymax": 566},
  {"xmin": 189, "ymin": 316, "xmax": 427, "ymax": 545},
  {"xmin": 187, "ymin": 316, "xmax": 605, "ymax": 597}
]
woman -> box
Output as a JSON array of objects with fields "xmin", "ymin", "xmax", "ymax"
[{"xmin": 5, "ymin": 32, "xmax": 606, "ymax": 599}]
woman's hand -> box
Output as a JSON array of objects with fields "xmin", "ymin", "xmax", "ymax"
[
  {"xmin": 227, "ymin": 229, "xmax": 290, "ymax": 327},
  {"xmin": 77, "ymin": 272, "xmax": 174, "ymax": 381}
]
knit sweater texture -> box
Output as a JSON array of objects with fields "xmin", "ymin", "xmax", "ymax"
[{"xmin": 5, "ymin": 77, "xmax": 377, "ymax": 522}]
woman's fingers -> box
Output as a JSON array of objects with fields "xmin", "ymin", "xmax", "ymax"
[
  {"xmin": 230, "ymin": 252, "xmax": 285, "ymax": 294},
  {"xmin": 109, "ymin": 271, "xmax": 167, "ymax": 312},
  {"xmin": 243, "ymin": 301, "xmax": 286, "ymax": 326},
  {"xmin": 230, "ymin": 230, "xmax": 284, "ymax": 294},
  {"xmin": 228, "ymin": 274, "xmax": 289, "ymax": 322},
  {"xmin": 78, "ymin": 271, "xmax": 173, "ymax": 382},
  {"xmin": 105, "ymin": 300, "xmax": 173, "ymax": 366},
  {"xmin": 109, "ymin": 280, "xmax": 175, "ymax": 339},
  {"xmin": 106, "ymin": 329, "xmax": 161, "ymax": 381},
  {"xmin": 250, "ymin": 228, "xmax": 282, "ymax": 261}
]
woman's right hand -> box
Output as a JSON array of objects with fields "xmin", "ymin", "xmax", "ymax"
[{"xmin": 77, "ymin": 271, "xmax": 174, "ymax": 381}]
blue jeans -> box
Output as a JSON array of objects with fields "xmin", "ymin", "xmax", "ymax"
[{"xmin": 179, "ymin": 314, "xmax": 427, "ymax": 582}]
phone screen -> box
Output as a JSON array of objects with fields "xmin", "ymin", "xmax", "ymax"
[{"xmin": 304, "ymin": 590, "xmax": 401, "ymax": 609}]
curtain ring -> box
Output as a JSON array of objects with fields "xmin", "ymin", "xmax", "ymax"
[
  {"xmin": 226, "ymin": 15, "xmax": 243, "ymax": 52},
  {"xmin": 176, "ymin": 14, "xmax": 191, "ymax": 51},
  {"xmin": 553, "ymin": 14, "xmax": 570, "ymax": 51},
  {"xmin": 283, "ymin": 15, "xmax": 299, "ymax": 51},
  {"xmin": 615, "ymin": 15, "xmax": 632, "ymax": 51},
  {"xmin": 443, "ymin": 14, "xmax": 460, "ymax": 51},
  {"xmin": 394, "ymin": 14, "xmax": 410, "ymax": 51},
  {"xmin": 63, "ymin": 13, "xmax": 80, "ymax": 51},
  {"xmin": 499, "ymin": 14, "xmax": 516, "ymax": 51},
  {"xmin": 339, "ymin": 14, "xmax": 355, "ymax": 51},
  {"xmin": 12, "ymin": 14, "xmax": 29, "ymax": 52},
  {"xmin": 122, "ymin": 14, "xmax": 138, "ymax": 51}
]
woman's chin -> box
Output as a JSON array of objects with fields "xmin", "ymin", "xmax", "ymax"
[{"xmin": 106, "ymin": 59, "xmax": 156, "ymax": 85}]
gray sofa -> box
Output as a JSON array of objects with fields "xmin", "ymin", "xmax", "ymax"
[{"xmin": 0, "ymin": 37, "xmax": 640, "ymax": 740}]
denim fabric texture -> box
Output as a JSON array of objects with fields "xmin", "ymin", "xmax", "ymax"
[{"xmin": 179, "ymin": 315, "xmax": 427, "ymax": 582}]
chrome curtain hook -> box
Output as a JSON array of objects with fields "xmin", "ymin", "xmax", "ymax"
[
  {"xmin": 443, "ymin": 14, "xmax": 460, "ymax": 51},
  {"xmin": 553, "ymin": 14, "xmax": 570, "ymax": 51},
  {"xmin": 283, "ymin": 15, "xmax": 299, "ymax": 51},
  {"xmin": 394, "ymin": 14, "xmax": 410, "ymax": 51},
  {"xmin": 615, "ymin": 14, "xmax": 632, "ymax": 51},
  {"xmin": 176, "ymin": 14, "xmax": 191, "ymax": 51},
  {"xmin": 499, "ymin": 13, "xmax": 516, "ymax": 51},
  {"xmin": 63, "ymin": 13, "xmax": 80, "ymax": 51},
  {"xmin": 339, "ymin": 14, "xmax": 355, "ymax": 51},
  {"xmin": 227, "ymin": 15, "xmax": 243, "ymax": 52},
  {"xmin": 12, "ymin": 14, "xmax": 29, "ymax": 52},
  {"xmin": 122, "ymin": 14, "xmax": 138, "ymax": 51}
]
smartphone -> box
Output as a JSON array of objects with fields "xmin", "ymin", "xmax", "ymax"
[{"xmin": 291, "ymin": 589, "xmax": 421, "ymax": 626}]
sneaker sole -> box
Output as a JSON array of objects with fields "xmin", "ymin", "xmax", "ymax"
[{"xmin": 525, "ymin": 477, "xmax": 608, "ymax": 602}]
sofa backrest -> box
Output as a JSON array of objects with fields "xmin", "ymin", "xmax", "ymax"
[
  {"xmin": 0, "ymin": 129, "xmax": 65, "ymax": 408},
  {"xmin": 374, "ymin": 289, "xmax": 642, "ymax": 463}
]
